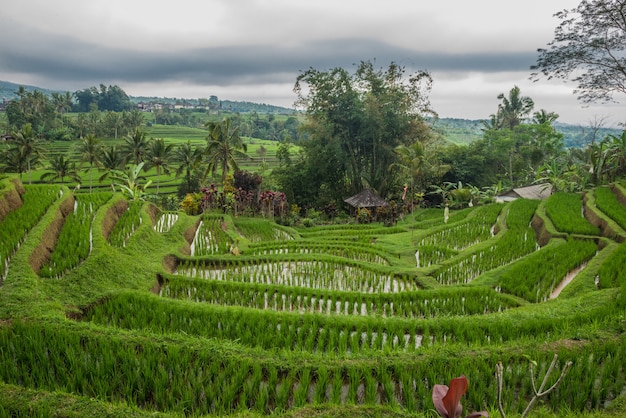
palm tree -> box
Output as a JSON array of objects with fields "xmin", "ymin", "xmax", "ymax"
[
  {"xmin": 145, "ymin": 138, "xmax": 174, "ymax": 195},
  {"xmin": 51, "ymin": 91, "xmax": 73, "ymax": 114},
  {"xmin": 11, "ymin": 123, "xmax": 45, "ymax": 184},
  {"xmin": 123, "ymin": 109, "xmax": 145, "ymax": 133},
  {"xmin": 532, "ymin": 109, "xmax": 559, "ymax": 125},
  {"xmin": 1, "ymin": 146, "xmax": 33, "ymax": 180},
  {"xmin": 392, "ymin": 140, "xmax": 450, "ymax": 205},
  {"xmin": 173, "ymin": 140, "xmax": 203, "ymax": 196},
  {"xmin": 493, "ymin": 85, "xmax": 535, "ymax": 129},
  {"xmin": 122, "ymin": 128, "xmax": 149, "ymax": 165},
  {"xmin": 104, "ymin": 111, "xmax": 124, "ymax": 139},
  {"xmin": 77, "ymin": 134, "xmax": 103, "ymax": 193},
  {"xmin": 74, "ymin": 113, "xmax": 87, "ymax": 138},
  {"xmin": 99, "ymin": 145, "xmax": 126, "ymax": 189},
  {"xmin": 203, "ymin": 118, "xmax": 249, "ymax": 182},
  {"xmin": 40, "ymin": 154, "xmax": 81, "ymax": 185}
]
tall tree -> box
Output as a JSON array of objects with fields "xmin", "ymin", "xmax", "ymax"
[
  {"xmin": 203, "ymin": 118, "xmax": 249, "ymax": 182},
  {"xmin": 532, "ymin": 0, "xmax": 626, "ymax": 103},
  {"xmin": 292, "ymin": 60, "xmax": 434, "ymax": 205},
  {"xmin": 145, "ymin": 138, "xmax": 174, "ymax": 195},
  {"xmin": 77, "ymin": 134, "xmax": 103, "ymax": 193}
]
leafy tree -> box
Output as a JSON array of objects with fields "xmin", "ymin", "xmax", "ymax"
[
  {"xmin": 5, "ymin": 89, "xmax": 57, "ymax": 133},
  {"xmin": 233, "ymin": 170, "xmax": 262, "ymax": 192},
  {"xmin": 477, "ymin": 87, "xmax": 563, "ymax": 186},
  {"xmin": 74, "ymin": 85, "xmax": 132, "ymax": 112},
  {"xmin": 532, "ymin": 0, "xmax": 626, "ymax": 103},
  {"xmin": 203, "ymin": 118, "xmax": 249, "ymax": 182},
  {"xmin": 145, "ymin": 138, "xmax": 174, "ymax": 195},
  {"xmin": 392, "ymin": 140, "xmax": 450, "ymax": 209},
  {"xmin": 77, "ymin": 134, "xmax": 103, "ymax": 193},
  {"xmin": 292, "ymin": 60, "xmax": 434, "ymax": 206},
  {"xmin": 40, "ymin": 154, "xmax": 81, "ymax": 185}
]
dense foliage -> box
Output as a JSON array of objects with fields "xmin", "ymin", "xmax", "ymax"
[{"xmin": 281, "ymin": 61, "xmax": 435, "ymax": 207}]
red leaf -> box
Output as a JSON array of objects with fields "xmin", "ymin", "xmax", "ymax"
[
  {"xmin": 443, "ymin": 375, "xmax": 469, "ymax": 418},
  {"xmin": 432, "ymin": 384, "xmax": 450, "ymax": 417}
]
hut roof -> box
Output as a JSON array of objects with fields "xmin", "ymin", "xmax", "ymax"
[
  {"xmin": 343, "ymin": 188, "xmax": 389, "ymax": 208},
  {"xmin": 497, "ymin": 183, "xmax": 552, "ymax": 202}
]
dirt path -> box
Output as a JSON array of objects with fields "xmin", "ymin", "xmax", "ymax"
[{"xmin": 550, "ymin": 263, "xmax": 587, "ymax": 299}]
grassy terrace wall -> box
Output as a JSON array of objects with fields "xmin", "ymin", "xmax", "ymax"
[{"xmin": 1, "ymin": 176, "xmax": 626, "ymax": 417}]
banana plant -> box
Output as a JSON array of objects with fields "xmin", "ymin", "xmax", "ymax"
[{"xmin": 109, "ymin": 162, "xmax": 153, "ymax": 201}]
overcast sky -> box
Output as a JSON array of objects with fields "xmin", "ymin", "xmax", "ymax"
[{"xmin": 0, "ymin": 0, "xmax": 623, "ymax": 126}]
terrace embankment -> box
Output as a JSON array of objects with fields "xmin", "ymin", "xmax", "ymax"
[
  {"xmin": 29, "ymin": 194, "xmax": 75, "ymax": 274},
  {"xmin": 180, "ymin": 217, "xmax": 201, "ymax": 255},
  {"xmin": 0, "ymin": 180, "xmax": 24, "ymax": 223},
  {"xmin": 583, "ymin": 192, "xmax": 626, "ymax": 243},
  {"xmin": 611, "ymin": 183, "xmax": 626, "ymax": 206},
  {"xmin": 102, "ymin": 199, "xmax": 128, "ymax": 242},
  {"xmin": 146, "ymin": 203, "xmax": 159, "ymax": 227},
  {"xmin": 161, "ymin": 255, "xmax": 178, "ymax": 274},
  {"xmin": 531, "ymin": 213, "xmax": 552, "ymax": 247},
  {"xmin": 151, "ymin": 273, "xmax": 165, "ymax": 294}
]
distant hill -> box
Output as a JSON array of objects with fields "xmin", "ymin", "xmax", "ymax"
[
  {"xmin": 0, "ymin": 80, "xmax": 57, "ymax": 100},
  {"xmin": 429, "ymin": 117, "xmax": 622, "ymax": 148},
  {"xmin": 0, "ymin": 80, "xmax": 620, "ymax": 145},
  {"xmin": 0, "ymin": 81, "xmax": 294, "ymax": 114}
]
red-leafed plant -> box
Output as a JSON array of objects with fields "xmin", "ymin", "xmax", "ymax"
[{"xmin": 432, "ymin": 375, "xmax": 489, "ymax": 418}]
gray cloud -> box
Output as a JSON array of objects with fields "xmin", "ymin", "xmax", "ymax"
[{"xmin": 0, "ymin": 18, "xmax": 537, "ymax": 90}]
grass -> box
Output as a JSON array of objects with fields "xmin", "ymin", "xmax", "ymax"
[{"xmin": 0, "ymin": 175, "xmax": 625, "ymax": 416}]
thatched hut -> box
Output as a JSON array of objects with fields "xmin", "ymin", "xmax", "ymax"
[{"xmin": 343, "ymin": 188, "xmax": 389, "ymax": 209}]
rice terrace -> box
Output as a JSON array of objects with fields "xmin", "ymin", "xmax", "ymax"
[
  {"xmin": 2, "ymin": 0, "xmax": 626, "ymax": 412},
  {"xmin": 1, "ymin": 174, "xmax": 626, "ymax": 417}
]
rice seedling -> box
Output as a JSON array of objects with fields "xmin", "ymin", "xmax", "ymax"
[
  {"xmin": 0, "ymin": 184, "xmax": 62, "ymax": 281},
  {"xmin": 595, "ymin": 186, "xmax": 626, "ymax": 230},
  {"xmin": 108, "ymin": 201, "xmax": 143, "ymax": 247},
  {"xmin": 40, "ymin": 192, "xmax": 112, "ymax": 278},
  {"xmin": 154, "ymin": 212, "xmax": 179, "ymax": 233},
  {"xmin": 545, "ymin": 192, "xmax": 600, "ymax": 235}
]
